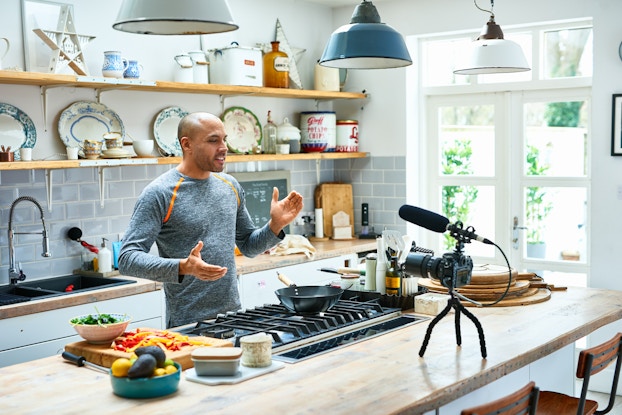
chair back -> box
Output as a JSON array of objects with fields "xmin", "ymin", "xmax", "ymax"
[{"xmin": 461, "ymin": 381, "xmax": 540, "ymax": 415}]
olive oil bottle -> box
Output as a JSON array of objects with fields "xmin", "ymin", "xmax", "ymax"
[
  {"xmin": 385, "ymin": 256, "xmax": 402, "ymax": 296},
  {"xmin": 263, "ymin": 41, "xmax": 289, "ymax": 88}
]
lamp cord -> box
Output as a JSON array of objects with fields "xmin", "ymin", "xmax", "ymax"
[{"xmin": 474, "ymin": 0, "xmax": 495, "ymax": 17}]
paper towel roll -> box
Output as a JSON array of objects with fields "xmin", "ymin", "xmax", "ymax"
[{"xmin": 315, "ymin": 208, "xmax": 324, "ymax": 238}]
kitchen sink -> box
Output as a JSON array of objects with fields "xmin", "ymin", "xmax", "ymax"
[{"xmin": 0, "ymin": 275, "xmax": 137, "ymax": 306}]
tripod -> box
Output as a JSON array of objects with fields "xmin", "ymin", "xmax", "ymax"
[{"xmin": 417, "ymin": 235, "xmax": 487, "ymax": 359}]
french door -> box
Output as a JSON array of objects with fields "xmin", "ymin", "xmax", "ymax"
[{"xmin": 423, "ymin": 88, "xmax": 590, "ymax": 287}]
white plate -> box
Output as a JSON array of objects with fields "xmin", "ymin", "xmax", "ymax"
[
  {"xmin": 58, "ymin": 101, "xmax": 125, "ymax": 149},
  {"xmin": 184, "ymin": 361, "xmax": 285, "ymax": 385},
  {"xmin": 221, "ymin": 107, "xmax": 262, "ymax": 154},
  {"xmin": 153, "ymin": 106, "xmax": 188, "ymax": 156},
  {"xmin": 0, "ymin": 103, "xmax": 36, "ymax": 161},
  {"xmin": 102, "ymin": 149, "xmax": 132, "ymax": 158}
]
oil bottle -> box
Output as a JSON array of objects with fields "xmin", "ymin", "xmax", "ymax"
[
  {"xmin": 263, "ymin": 41, "xmax": 289, "ymax": 88},
  {"xmin": 385, "ymin": 255, "xmax": 402, "ymax": 296}
]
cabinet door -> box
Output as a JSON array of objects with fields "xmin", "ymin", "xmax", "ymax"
[{"xmin": 238, "ymin": 255, "xmax": 358, "ymax": 309}]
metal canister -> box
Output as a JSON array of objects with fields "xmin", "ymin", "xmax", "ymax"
[
  {"xmin": 300, "ymin": 111, "xmax": 336, "ymax": 152},
  {"xmin": 336, "ymin": 120, "xmax": 359, "ymax": 152}
]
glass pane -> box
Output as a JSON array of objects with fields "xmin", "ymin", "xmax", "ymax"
[
  {"xmin": 478, "ymin": 33, "xmax": 533, "ymax": 84},
  {"xmin": 441, "ymin": 185, "xmax": 495, "ymax": 258},
  {"xmin": 543, "ymin": 27, "xmax": 593, "ymax": 78},
  {"xmin": 524, "ymin": 187, "xmax": 587, "ymax": 262},
  {"xmin": 524, "ymin": 101, "xmax": 588, "ymax": 177},
  {"xmin": 439, "ymin": 105, "xmax": 495, "ymax": 176},
  {"xmin": 422, "ymin": 38, "xmax": 471, "ymax": 86}
]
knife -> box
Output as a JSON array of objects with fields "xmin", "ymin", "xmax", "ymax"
[
  {"xmin": 62, "ymin": 351, "xmax": 110, "ymax": 374},
  {"xmin": 318, "ymin": 267, "xmax": 365, "ymax": 275}
]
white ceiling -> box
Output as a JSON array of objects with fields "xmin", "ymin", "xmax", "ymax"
[{"xmin": 305, "ymin": 0, "xmax": 387, "ymax": 7}]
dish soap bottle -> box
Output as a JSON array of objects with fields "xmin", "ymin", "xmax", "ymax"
[
  {"xmin": 263, "ymin": 111, "xmax": 277, "ymax": 154},
  {"xmin": 263, "ymin": 41, "xmax": 289, "ymax": 88},
  {"xmin": 98, "ymin": 238, "xmax": 112, "ymax": 273}
]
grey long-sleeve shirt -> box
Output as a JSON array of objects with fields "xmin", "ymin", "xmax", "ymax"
[{"xmin": 118, "ymin": 169, "xmax": 283, "ymax": 327}]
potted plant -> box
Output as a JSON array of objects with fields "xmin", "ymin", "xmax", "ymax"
[{"xmin": 525, "ymin": 145, "xmax": 552, "ymax": 257}]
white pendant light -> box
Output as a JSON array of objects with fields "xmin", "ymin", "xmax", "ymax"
[
  {"xmin": 319, "ymin": 0, "xmax": 412, "ymax": 69},
  {"xmin": 454, "ymin": 0, "xmax": 529, "ymax": 75},
  {"xmin": 113, "ymin": 0, "xmax": 238, "ymax": 35}
]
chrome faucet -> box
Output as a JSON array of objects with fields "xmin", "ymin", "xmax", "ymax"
[{"xmin": 8, "ymin": 196, "xmax": 52, "ymax": 284}]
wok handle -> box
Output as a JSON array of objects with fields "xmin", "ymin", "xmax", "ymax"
[{"xmin": 277, "ymin": 272, "xmax": 295, "ymax": 287}]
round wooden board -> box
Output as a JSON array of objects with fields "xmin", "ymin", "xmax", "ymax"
[
  {"xmin": 418, "ymin": 278, "xmax": 531, "ymax": 300},
  {"xmin": 469, "ymin": 264, "xmax": 517, "ymax": 285},
  {"xmin": 462, "ymin": 288, "xmax": 551, "ymax": 307}
]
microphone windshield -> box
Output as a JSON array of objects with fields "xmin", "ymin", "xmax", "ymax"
[{"xmin": 398, "ymin": 205, "xmax": 449, "ymax": 233}]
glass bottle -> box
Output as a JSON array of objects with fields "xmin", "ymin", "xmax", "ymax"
[
  {"xmin": 385, "ymin": 256, "xmax": 402, "ymax": 296},
  {"xmin": 263, "ymin": 41, "xmax": 289, "ymax": 88},
  {"xmin": 262, "ymin": 111, "xmax": 277, "ymax": 154}
]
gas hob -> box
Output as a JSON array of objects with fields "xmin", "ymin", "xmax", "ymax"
[{"xmin": 177, "ymin": 291, "xmax": 428, "ymax": 362}]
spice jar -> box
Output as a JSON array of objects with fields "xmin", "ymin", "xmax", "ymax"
[{"xmin": 263, "ymin": 41, "xmax": 289, "ymax": 88}]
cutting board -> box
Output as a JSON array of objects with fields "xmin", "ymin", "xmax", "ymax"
[
  {"xmin": 64, "ymin": 328, "xmax": 233, "ymax": 370},
  {"xmin": 314, "ymin": 183, "xmax": 354, "ymax": 239}
]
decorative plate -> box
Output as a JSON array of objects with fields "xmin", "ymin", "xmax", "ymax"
[
  {"xmin": 58, "ymin": 101, "xmax": 124, "ymax": 149},
  {"xmin": 221, "ymin": 107, "xmax": 262, "ymax": 154},
  {"xmin": 153, "ymin": 106, "xmax": 188, "ymax": 157},
  {"xmin": 0, "ymin": 103, "xmax": 36, "ymax": 161}
]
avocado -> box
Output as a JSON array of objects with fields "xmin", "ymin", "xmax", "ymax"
[
  {"xmin": 127, "ymin": 353, "xmax": 157, "ymax": 378},
  {"xmin": 135, "ymin": 345, "xmax": 167, "ymax": 368}
]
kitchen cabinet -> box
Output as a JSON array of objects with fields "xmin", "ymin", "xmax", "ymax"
[{"xmin": 0, "ymin": 290, "xmax": 162, "ymax": 368}]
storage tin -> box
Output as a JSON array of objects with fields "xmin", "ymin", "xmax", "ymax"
[
  {"xmin": 336, "ymin": 120, "xmax": 359, "ymax": 152},
  {"xmin": 300, "ymin": 111, "xmax": 336, "ymax": 152},
  {"xmin": 207, "ymin": 43, "xmax": 262, "ymax": 87},
  {"xmin": 191, "ymin": 347, "xmax": 243, "ymax": 376}
]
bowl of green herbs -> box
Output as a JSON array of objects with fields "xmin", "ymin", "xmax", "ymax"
[{"xmin": 70, "ymin": 312, "xmax": 131, "ymax": 344}]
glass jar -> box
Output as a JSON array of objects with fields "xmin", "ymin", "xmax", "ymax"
[
  {"xmin": 263, "ymin": 41, "xmax": 289, "ymax": 88},
  {"xmin": 262, "ymin": 111, "xmax": 277, "ymax": 154}
]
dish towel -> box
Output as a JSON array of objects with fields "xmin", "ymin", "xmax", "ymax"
[{"xmin": 270, "ymin": 235, "xmax": 316, "ymax": 259}]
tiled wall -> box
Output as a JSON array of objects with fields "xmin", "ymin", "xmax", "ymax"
[{"xmin": 0, "ymin": 156, "xmax": 405, "ymax": 283}]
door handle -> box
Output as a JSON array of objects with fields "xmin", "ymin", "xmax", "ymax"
[{"xmin": 512, "ymin": 216, "xmax": 527, "ymax": 250}]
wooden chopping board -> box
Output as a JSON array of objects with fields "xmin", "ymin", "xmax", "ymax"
[
  {"xmin": 64, "ymin": 328, "xmax": 233, "ymax": 370},
  {"xmin": 418, "ymin": 279, "xmax": 532, "ymax": 300},
  {"xmin": 314, "ymin": 183, "xmax": 354, "ymax": 239}
]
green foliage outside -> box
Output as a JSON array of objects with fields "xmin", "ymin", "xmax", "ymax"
[
  {"xmin": 525, "ymin": 145, "xmax": 552, "ymax": 244},
  {"xmin": 442, "ymin": 138, "xmax": 478, "ymax": 250}
]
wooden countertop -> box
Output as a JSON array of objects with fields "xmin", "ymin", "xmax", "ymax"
[
  {"xmin": 2, "ymin": 287, "xmax": 622, "ymax": 414},
  {"xmin": 0, "ymin": 240, "xmax": 375, "ymax": 320}
]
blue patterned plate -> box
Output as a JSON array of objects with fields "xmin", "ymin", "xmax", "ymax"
[
  {"xmin": 153, "ymin": 106, "xmax": 188, "ymax": 157},
  {"xmin": 58, "ymin": 101, "xmax": 125, "ymax": 149},
  {"xmin": 0, "ymin": 103, "xmax": 36, "ymax": 161}
]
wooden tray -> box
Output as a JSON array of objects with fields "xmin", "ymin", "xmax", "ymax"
[{"xmin": 64, "ymin": 328, "xmax": 233, "ymax": 370}]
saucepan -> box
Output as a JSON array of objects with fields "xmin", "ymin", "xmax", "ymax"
[{"xmin": 275, "ymin": 272, "xmax": 343, "ymax": 314}]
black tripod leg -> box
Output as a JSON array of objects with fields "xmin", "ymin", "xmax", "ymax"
[
  {"xmin": 418, "ymin": 299, "xmax": 453, "ymax": 357},
  {"xmin": 455, "ymin": 301, "xmax": 488, "ymax": 359},
  {"xmin": 453, "ymin": 299, "xmax": 462, "ymax": 346}
]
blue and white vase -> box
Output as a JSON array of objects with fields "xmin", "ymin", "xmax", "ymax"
[
  {"xmin": 123, "ymin": 60, "xmax": 142, "ymax": 79},
  {"xmin": 102, "ymin": 51, "xmax": 128, "ymax": 79}
]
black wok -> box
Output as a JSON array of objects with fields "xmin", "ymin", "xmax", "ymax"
[{"xmin": 275, "ymin": 273, "xmax": 343, "ymax": 314}]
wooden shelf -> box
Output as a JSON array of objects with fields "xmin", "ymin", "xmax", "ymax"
[
  {"xmin": 0, "ymin": 152, "xmax": 369, "ymax": 171},
  {"xmin": 0, "ymin": 70, "xmax": 368, "ymax": 100}
]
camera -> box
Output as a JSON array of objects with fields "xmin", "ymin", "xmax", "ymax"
[{"xmin": 402, "ymin": 249, "xmax": 473, "ymax": 289}]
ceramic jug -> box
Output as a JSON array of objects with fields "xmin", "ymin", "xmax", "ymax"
[
  {"xmin": 123, "ymin": 60, "xmax": 143, "ymax": 79},
  {"xmin": 102, "ymin": 51, "xmax": 128, "ymax": 78},
  {"xmin": 188, "ymin": 51, "xmax": 209, "ymax": 84},
  {"xmin": 0, "ymin": 38, "xmax": 9, "ymax": 70}
]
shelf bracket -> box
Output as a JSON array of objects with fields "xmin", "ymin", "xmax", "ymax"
[
  {"xmin": 219, "ymin": 95, "xmax": 226, "ymax": 113},
  {"xmin": 45, "ymin": 169, "xmax": 54, "ymax": 211},
  {"xmin": 315, "ymin": 159, "xmax": 321, "ymax": 183},
  {"xmin": 98, "ymin": 166, "xmax": 106, "ymax": 207}
]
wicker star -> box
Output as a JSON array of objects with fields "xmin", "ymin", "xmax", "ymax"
[
  {"xmin": 32, "ymin": 4, "xmax": 95, "ymax": 75},
  {"xmin": 257, "ymin": 19, "xmax": 306, "ymax": 89}
]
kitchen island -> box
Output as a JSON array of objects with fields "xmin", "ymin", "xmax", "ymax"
[{"xmin": 2, "ymin": 286, "xmax": 621, "ymax": 414}]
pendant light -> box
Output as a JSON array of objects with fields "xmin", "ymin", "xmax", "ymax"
[
  {"xmin": 112, "ymin": 0, "xmax": 238, "ymax": 35},
  {"xmin": 319, "ymin": 0, "xmax": 412, "ymax": 69},
  {"xmin": 454, "ymin": 0, "xmax": 529, "ymax": 75}
]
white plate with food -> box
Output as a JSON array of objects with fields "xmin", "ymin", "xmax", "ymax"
[
  {"xmin": 221, "ymin": 106, "xmax": 262, "ymax": 154},
  {"xmin": 0, "ymin": 102, "xmax": 36, "ymax": 161},
  {"xmin": 58, "ymin": 101, "xmax": 124, "ymax": 149},
  {"xmin": 153, "ymin": 106, "xmax": 188, "ymax": 156}
]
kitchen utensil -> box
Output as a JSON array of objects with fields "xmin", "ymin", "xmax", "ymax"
[
  {"xmin": 67, "ymin": 227, "xmax": 99, "ymax": 253},
  {"xmin": 62, "ymin": 350, "xmax": 110, "ymax": 374},
  {"xmin": 275, "ymin": 272, "xmax": 343, "ymax": 314}
]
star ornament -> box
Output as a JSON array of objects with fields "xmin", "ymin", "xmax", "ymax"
[
  {"xmin": 32, "ymin": 4, "xmax": 95, "ymax": 75},
  {"xmin": 258, "ymin": 19, "xmax": 306, "ymax": 89}
]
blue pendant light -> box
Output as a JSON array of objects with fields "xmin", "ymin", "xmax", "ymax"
[
  {"xmin": 113, "ymin": 0, "xmax": 238, "ymax": 35},
  {"xmin": 319, "ymin": 0, "xmax": 412, "ymax": 69},
  {"xmin": 454, "ymin": 0, "xmax": 529, "ymax": 75}
]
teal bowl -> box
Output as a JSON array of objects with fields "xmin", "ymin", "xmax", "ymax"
[{"xmin": 110, "ymin": 362, "xmax": 181, "ymax": 399}]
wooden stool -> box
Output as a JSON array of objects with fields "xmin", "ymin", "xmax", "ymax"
[{"xmin": 461, "ymin": 381, "xmax": 540, "ymax": 415}]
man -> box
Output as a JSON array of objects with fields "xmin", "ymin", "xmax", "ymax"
[{"xmin": 119, "ymin": 112, "xmax": 303, "ymax": 327}]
